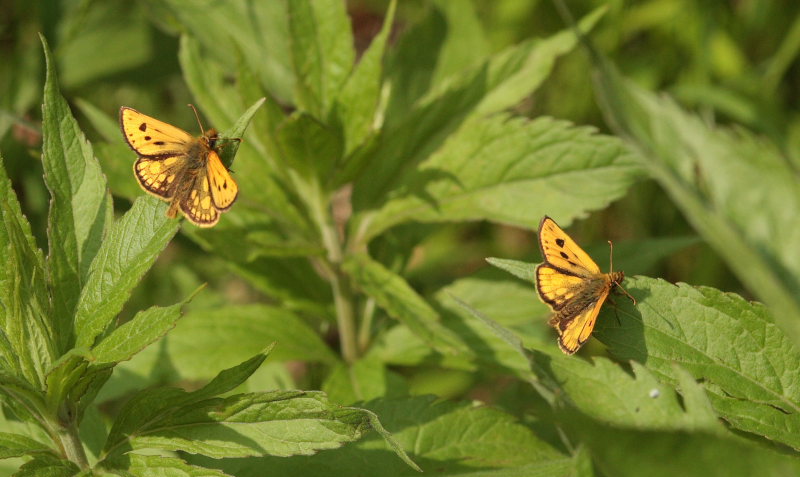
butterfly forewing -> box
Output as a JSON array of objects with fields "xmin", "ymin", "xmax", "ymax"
[
  {"xmin": 120, "ymin": 107, "xmax": 195, "ymax": 157},
  {"xmin": 538, "ymin": 217, "xmax": 601, "ymax": 276}
]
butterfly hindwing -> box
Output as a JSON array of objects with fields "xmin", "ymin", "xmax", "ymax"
[
  {"xmin": 133, "ymin": 156, "xmax": 187, "ymax": 200},
  {"xmin": 552, "ymin": 292, "xmax": 609, "ymax": 354},
  {"xmin": 207, "ymin": 150, "xmax": 238, "ymax": 210},
  {"xmin": 178, "ymin": 171, "xmax": 220, "ymax": 227}
]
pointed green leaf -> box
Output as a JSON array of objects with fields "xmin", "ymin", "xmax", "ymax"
[
  {"xmin": 0, "ymin": 156, "xmax": 53, "ymax": 386},
  {"xmin": 161, "ymin": 0, "xmax": 294, "ymax": 101},
  {"xmin": 0, "ymin": 432, "xmax": 54, "ymax": 459},
  {"xmin": 15, "ymin": 454, "xmax": 80, "ymax": 477},
  {"xmin": 40, "ymin": 35, "xmax": 113, "ymax": 350},
  {"xmin": 217, "ymin": 396, "xmax": 566, "ymax": 475},
  {"xmin": 105, "ymin": 453, "xmax": 232, "ymax": 477},
  {"xmin": 91, "ymin": 289, "xmax": 198, "ymax": 365},
  {"xmin": 44, "ymin": 350, "xmax": 112, "ymax": 420},
  {"xmin": 288, "ymin": 0, "xmax": 355, "ymax": 117},
  {"xmin": 353, "ymin": 10, "xmax": 606, "ymax": 212},
  {"xmin": 334, "ymin": 0, "xmax": 396, "ymax": 156},
  {"xmin": 342, "ymin": 253, "xmax": 467, "ymax": 355},
  {"xmin": 217, "ymin": 97, "xmax": 265, "ymax": 169},
  {"xmin": 126, "ymin": 391, "xmax": 372, "ymax": 458},
  {"xmin": 485, "ymin": 257, "xmax": 537, "ymax": 284},
  {"xmin": 358, "ymin": 114, "xmax": 641, "ymax": 242},
  {"xmin": 73, "ymin": 196, "xmax": 179, "ymax": 349},
  {"xmin": 383, "ymin": 1, "xmax": 489, "ymax": 121},
  {"xmin": 104, "ymin": 347, "xmax": 275, "ymax": 457}
]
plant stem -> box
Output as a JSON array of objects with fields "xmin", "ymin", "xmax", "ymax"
[
  {"xmin": 305, "ymin": 178, "xmax": 359, "ymax": 364},
  {"xmin": 59, "ymin": 419, "xmax": 89, "ymax": 469},
  {"xmin": 358, "ymin": 297, "xmax": 376, "ymax": 352}
]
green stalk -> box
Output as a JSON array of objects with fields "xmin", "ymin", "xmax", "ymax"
[
  {"xmin": 58, "ymin": 418, "xmax": 88, "ymax": 469},
  {"xmin": 303, "ymin": 177, "xmax": 359, "ymax": 363}
]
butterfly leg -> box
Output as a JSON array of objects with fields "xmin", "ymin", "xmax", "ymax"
[{"xmin": 617, "ymin": 285, "xmax": 636, "ymax": 305}]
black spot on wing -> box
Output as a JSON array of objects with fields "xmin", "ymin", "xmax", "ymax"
[
  {"xmin": 560, "ymin": 251, "xmax": 569, "ymax": 259},
  {"xmin": 144, "ymin": 136, "xmax": 151, "ymax": 141},
  {"xmin": 154, "ymin": 141, "xmax": 165, "ymax": 145},
  {"xmin": 556, "ymin": 238, "xmax": 565, "ymax": 247},
  {"xmin": 139, "ymin": 123, "xmax": 147, "ymax": 132}
]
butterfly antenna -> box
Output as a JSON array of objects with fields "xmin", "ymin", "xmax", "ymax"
[
  {"xmin": 608, "ymin": 240, "xmax": 614, "ymax": 273},
  {"xmin": 187, "ymin": 104, "xmax": 206, "ymax": 136}
]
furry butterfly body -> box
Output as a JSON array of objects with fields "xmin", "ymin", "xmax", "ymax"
[
  {"xmin": 120, "ymin": 106, "xmax": 238, "ymax": 227},
  {"xmin": 535, "ymin": 216, "xmax": 633, "ymax": 354}
]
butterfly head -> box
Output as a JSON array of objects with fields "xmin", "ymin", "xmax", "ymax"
[
  {"xmin": 202, "ymin": 128, "xmax": 219, "ymax": 149},
  {"xmin": 610, "ymin": 270, "xmax": 625, "ymax": 285}
]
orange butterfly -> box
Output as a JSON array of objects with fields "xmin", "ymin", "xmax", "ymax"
[
  {"xmin": 120, "ymin": 106, "xmax": 239, "ymax": 227},
  {"xmin": 535, "ymin": 216, "xmax": 635, "ymax": 354}
]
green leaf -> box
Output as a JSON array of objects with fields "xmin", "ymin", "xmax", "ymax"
[
  {"xmin": 342, "ymin": 253, "xmax": 467, "ymax": 355},
  {"xmin": 334, "ymin": 0, "xmax": 396, "ymax": 156},
  {"xmin": 590, "ymin": 51, "xmax": 800, "ymax": 347},
  {"xmin": 105, "ymin": 453, "xmax": 232, "ymax": 477},
  {"xmin": 44, "ymin": 350, "xmax": 113, "ymax": 421},
  {"xmin": 288, "ymin": 0, "xmax": 355, "ymax": 117},
  {"xmin": 217, "ymin": 97, "xmax": 265, "ymax": 169},
  {"xmin": 40, "ymin": 35, "xmax": 113, "ymax": 351},
  {"xmin": 358, "ymin": 114, "xmax": 641, "ymax": 242},
  {"xmin": 383, "ymin": 1, "xmax": 490, "ymax": 121},
  {"xmin": 207, "ymin": 396, "xmax": 568, "ymax": 476},
  {"xmin": 103, "ymin": 347, "xmax": 274, "ymax": 458},
  {"xmin": 0, "ymin": 432, "xmax": 53, "ymax": 459},
  {"xmin": 569, "ymin": 413, "xmax": 800, "ymax": 477},
  {"xmin": 0, "ymin": 156, "xmax": 53, "ymax": 386},
  {"xmin": 275, "ymin": 112, "xmax": 342, "ymax": 182},
  {"xmin": 322, "ymin": 356, "xmax": 408, "ymax": 405},
  {"xmin": 15, "ymin": 454, "xmax": 80, "ymax": 477},
  {"xmin": 73, "ymin": 196, "xmax": 179, "ymax": 349},
  {"xmin": 353, "ymin": 10, "xmax": 606, "ymax": 212},
  {"xmin": 161, "ymin": 0, "xmax": 294, "ymax": 101},
  {"xmin": 91, "ymin": 289, "xmax": 198, "ymax": 365},
  {"xmin": 0, "ymin": 369, "xmax": 48, "ymax": 424},
  {"xmin": 131, "ymin": 392, "xmax": 373, "ymax": 458},
  {"xmin": 165, "ymin": 304, "xmax": 338, "ymax": 381},
  {"xmin": 597, "ymin": 276, "xmax": 800, "ymax": 450},
  {"xmin": 486, "ymin": 257, "xmax": 536, "ymax": 284}
]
